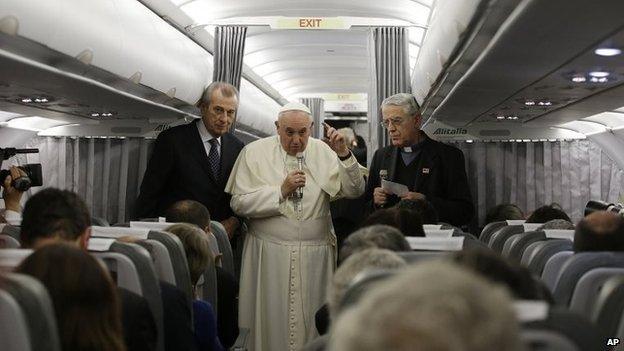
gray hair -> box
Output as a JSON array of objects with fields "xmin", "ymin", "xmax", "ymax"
[
  {"xmin": 339, "ymin": 225, "xmax": 411, "ymax": 263},
  {"xmin": 329, "ymin": 261, "xmax": 522, "ymax": 351},
  {"xmin": 197, "ymin": 81, "xmax": 239, "ymax": 107},
  {"xmin": 537, "ymin": 219, "xmax": 575, "ymax": 231},
  {"xmin": 380, "ymin": 93, "xmax": 420, "ymax": 117},
  {"xmin": 327, "ymin": 248, "xmax": 406, "ymax": 320}
]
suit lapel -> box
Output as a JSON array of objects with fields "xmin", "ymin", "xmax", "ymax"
[
  {"xmin": 186, "ymin": 122, "xmax": 218, "ymax": 185},
  {"xmin": 219, "ymin": 133, "xmax": 237, "ymax": 186}
]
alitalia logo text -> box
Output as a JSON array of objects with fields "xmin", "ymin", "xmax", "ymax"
[{"xmin": 433, "ymin": 128, "xmax": 468, "ymax": 135}]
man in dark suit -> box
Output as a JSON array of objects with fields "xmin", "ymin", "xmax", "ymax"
[
  {"xmin": 135, "ymin": 82, "xmax": 245, "ymax": 237},
  {"xmin": 364, "ymin": 93, "xmax": 474, "ymax": 227}
]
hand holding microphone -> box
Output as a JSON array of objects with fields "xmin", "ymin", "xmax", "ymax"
[
  {"xmin": 280, "ymin": 152, "xmax": 306, "ymax": 200},
  {"xmin": 373, "ymin": 169, "xmax": 389, "ymax": 207}
]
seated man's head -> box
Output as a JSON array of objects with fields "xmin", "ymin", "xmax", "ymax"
[
  {"xmin": 451, "ymin": 249, "xmax": 553, "ymax": 303},
  {"xmin": 165, "ymin": 200, "xmax": 211, "ymax": 233},
  {"xmin": 485, "ymin": 204, "xmax": 524, "ymax": 224},
  {"xmin": 275, "ymin": 102, "xmax": 314, "ymax": 156},
  {"xmin": 526, "ymin": 204, "xmax": 571, "ymax": 223},
  {"xmin": 329, "ymin": 261, "xmax": 521, "ymax": 351},
  {"xmin": 165, "ymin": 223, "xmax": 213, "ymax": 288},
  {"xmin": 16, "ymin": 243, "xmax": 124, "ymax": 351},
  {"xmin": 394, "ymin": 199, "xmax": 438, "ymax": 224},
  {"xmin": 574, "ymin": 211, "xmax": 624, "ymax": 252},
  {"xmin": 327, "ymin": 248, "xmax": 405, "ymax": 320},
  {"xmin": 21, "ymin": 188, "xmax": 91, "ymax": 249},
  {"xmin": 380, "ymin": 93, "xmax": 422, "ymax": 147},
  {"xmin": 339, "ymin": 224, "xmax": 410, "ymax": 263},
  {"xmin": 362, "ymin": 207, "xmax": 425, "ymax": 237}
]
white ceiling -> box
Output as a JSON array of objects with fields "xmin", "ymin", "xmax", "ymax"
[{"xmin": 175, "ymin": 0, "xmax": 433, "ymax": 100}]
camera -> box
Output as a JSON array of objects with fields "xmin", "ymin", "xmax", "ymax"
[
  {"xmin": 585, "ymin": 200, "xmax": 624, "ymax": 217},
  {"xmin": 0, "ymin": 148, "xmax": 43, "ymax": 192},
  {"xmin": 0, "ymin": 164, "xmax": 43, "ymax": 192}
]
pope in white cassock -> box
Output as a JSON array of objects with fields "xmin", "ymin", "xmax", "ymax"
[{"xmin": 225, "ymin": 102, "xmax": 365, "ymax": 351}]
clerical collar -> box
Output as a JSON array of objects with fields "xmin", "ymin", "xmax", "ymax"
[{"xmin": 401, "ymin": 139, "xmax": 425, "ymax": 154}]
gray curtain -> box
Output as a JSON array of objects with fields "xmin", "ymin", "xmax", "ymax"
[
  {"xmin": 367, "ymin": 27, "xmax": 412, "ymax": 164},
  {"xmin": 213, "ymin": 26, "xmax": 247, "ymax": 90},
  {"xmin": 299, "ymin": 98, "xmax": 325, "ymax": 138},
  {"xmin": 20, "ymin": 137, "xmax": 155, "ymax": 224},
  {"xmin": 454, "ymin": 140, "xmax": 624, "ymax": 226}
]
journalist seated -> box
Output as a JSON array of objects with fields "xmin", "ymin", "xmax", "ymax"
[
  {"xmin": 526, "ymin": 204, "xmax": 571, "ymax": 223},
  {"xmin": 574, "ymin": 211, "xmax": 624, "ymax": 252},
  {"xmin": 339, "ymin": 224, "xmax": 411, "ymax": 263},
  {"xmin": 328, "ymin": 261, "xmax": 522, "ymax": 351},
  {"xmin": 485, "ymin": 203, "xmax": 525, "ymax": 224},
  {"xmin": 361, "ymin": 207, "xmax": 425, "ymax": 237}
]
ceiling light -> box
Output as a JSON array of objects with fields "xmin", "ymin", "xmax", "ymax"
[
  {"xmin": 496, "ymin": 115, "xmax": 506, "ymax": 120},
  {"xmin": 21, "ymin": 98, "xmax": 32, "ymax": 103},
  {"xmin": 91, "ymin": 113, "xmax": 100, "ymax": 117},
  {"xmin": 589, "ymin": 71, "xmax": 610, "ymax": 78},
  {"xmin": 595, "ymin": 48, "xmax": 622, "ymax": 57},
  {"xmin": 506, "ymin": 116, "xmax": 518, "ymax": 120},
  {"xmin": 466, "ymin": 140, "xmax": 474, "ymax": 143},
  {"xmin": 537, "ymin": 101, "xmax": 552, "ymax": 106},
  {"xmin": 590, "ymin": 77, "xmax": 609, "ymax": 83},
  {"xmin": 525, "ymin": 100, "xmax": 535, "ymax": 106},
  {"xmin": 571, "ymin": 76, "xmax": 586, "ymax": 83}
]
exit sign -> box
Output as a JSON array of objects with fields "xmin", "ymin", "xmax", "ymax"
[{"xmin": 272, "ymin": 17, "xmax": 349, "ymax": 30}]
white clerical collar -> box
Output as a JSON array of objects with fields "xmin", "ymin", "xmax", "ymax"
[{"xmin": 196, "ymin": 119, "xmax": 221, "ymax": 144}]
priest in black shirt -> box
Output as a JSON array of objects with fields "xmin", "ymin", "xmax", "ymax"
[{"xmin": 364, "ymin": 93, "xmax": 474, "ymax": 227}]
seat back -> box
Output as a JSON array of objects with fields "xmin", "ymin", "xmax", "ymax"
[
  {"xmin": 521, "ymin": 330, "xmax": 579, "ymax": 351},
  {"xmin": 542, "ymin": 251, "xmax": 574, "ymax": 292},
  {"xmin": 0, "ymin": 234, "xmax": 20, "ymax": 248},
  {"xmin": 2, "ymin": 273, "xmax": 61, "ymax": 351},
  {"xmin": 339, "ymin": 270, "xmax": 396, "ymax": 313},
  {"xmin": 570, "ymin": 267, "xmax": 624, "ymax": 317},
  {"xmin": 501, "ymin": 233, "xmax": 523, "ymax": 259},
  {"xmin": 515, "ymin": 232, "xmax": 547, "ymax": 266},
  {"xmin": 553, "ymin": 252, "xmax": 624, "ymax": 306},
  {"xmin": 210, "ymin": 221, "xmax": 235, "ymax": 276},
  {"xmin": 138, "ymin": 239, "xmax": 176, "ymax": 285},
  {"xmin": 528, "ymin": 240, "xmax": 574, "ymax": 276},
  {"xmin": 89, "ymin": 237, "xmax": 164, "ymax": 351},
  {"xmin": 0, "ymin": 249, "xmax": 33, "ymax": 270},
  {"xmin": 196, "ymin": 262, "xmax": 218, "ymax": 316},
  {"xmin": 0, "ymin": 223, "xmax": 21, "ymax": 241},
  {"xmin": 488, "ymin": 225, "xmax": 524, "ymax": 252},
  {"xmin": 591, "ymin": 276, "xmax": 624, "ymax": 338},
  {"xmin": 0, "ymin": 285, "xmax": 32, "ymax": 351},
  {"xmin": 523, "ymin": 308, "xmax": 606, "ymax": 351},
  {"xmin": 479, "ymin": 221, "xmax": 507, "ymax": 243},
  {"xmin": 148, "ymin": 230, "xmax": 193, "ymax": 303}
]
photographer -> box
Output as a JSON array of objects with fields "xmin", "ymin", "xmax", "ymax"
[{"xmin": 1, "ymin": 166, "xmax": 26, "ymax": 225}]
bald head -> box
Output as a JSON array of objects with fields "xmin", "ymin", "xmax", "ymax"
[
  {"xmin": 165, "ymin": 200, "xmax": 211, "ymax": 231},
  {"xmin": 574, "ymin": 211, "xmax": 624, "ymax": 252}
]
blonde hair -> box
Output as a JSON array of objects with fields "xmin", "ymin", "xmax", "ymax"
[{"xmin": 166, "ymin": 223, "xmax": 212, "ymax": 285}]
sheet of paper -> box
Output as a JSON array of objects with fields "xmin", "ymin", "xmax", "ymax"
[{"xmin": 381, "ymin": 179, "xmax": 409, "ymax": 197}]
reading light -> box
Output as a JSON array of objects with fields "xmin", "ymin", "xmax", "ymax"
[
  {"xmin": 525, "ymin": 101, "xmax": 535, "ymax": 106},
  {"xmin": 589, "ymin": 71, "xmax": 610, "ymax": 78},
  {"xmin": 595, "ymin": 48, "xmax": 622, "ymax": 57},
  {"xmin": 571, "ymin": 76, "xmax": 586, "ymax": 83}
]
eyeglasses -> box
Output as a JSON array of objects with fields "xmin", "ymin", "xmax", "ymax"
[{"xmin": 380, "ymin": 118, "xmax": 405, "ymax": 129}]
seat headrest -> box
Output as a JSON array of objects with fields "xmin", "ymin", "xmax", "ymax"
[
  {"xmin": 91, "ymin": 226, "xmax": 149, "ymax": 239},
  {"xmin": 424, "ymin": 229, "xmax": 454, "ymax": 238},
  {"xmin": 0, "ymin": 249, "xmax": 33, "ymax": 269},
  {"xmin": 406, "ymin": 237, "xmax": 465, "ymax": 251}
]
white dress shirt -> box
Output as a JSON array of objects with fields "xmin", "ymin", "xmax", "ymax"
[{"xmin": 196, "ymin": 120, "xmax": 221, "ymax": 158}]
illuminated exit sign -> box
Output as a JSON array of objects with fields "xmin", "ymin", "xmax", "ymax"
[{"xmin": 271, "ymin": 17, "xmax": 350, "ymax": 30}]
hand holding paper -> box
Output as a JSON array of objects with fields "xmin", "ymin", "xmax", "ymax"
[{"xmin": 381, "ymin": 179, "xmax": 409, "ymax": 197}]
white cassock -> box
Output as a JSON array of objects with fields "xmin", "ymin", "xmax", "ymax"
[{"xmin": 225, "ymin": 135, "xmax": 365, "ymax": 351}]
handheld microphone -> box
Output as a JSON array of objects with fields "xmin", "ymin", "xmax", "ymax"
[
  {"xmin": 295, "ymin": 152, "xmax": 305, "ymax": 199},
  {"xmin": 378, "ymin": 169, "xmax": 388, "ymax": 208},
  {"xmin": 379, "ymin": 169, "xmax": 388, "ymax": 182}
]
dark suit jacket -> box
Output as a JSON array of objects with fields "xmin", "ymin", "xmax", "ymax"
[
  {"xmin": 134, "ymin": 121, "xmax": 244, "ymax": 221},
  {"xmin": 365, "ymin": 136, "xmax": 474, "ymax": 226},
  {"xmin": 118, "ymin": 288, "xmax": 158, "ymax": 351},
  {"xmin": 160, "ymin": 282, "xmax": 197, "ymax": 351}
]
